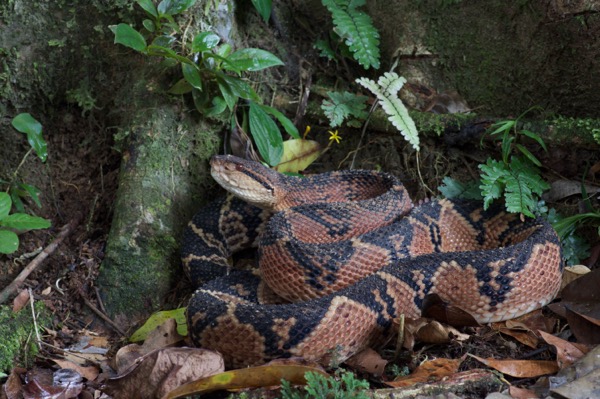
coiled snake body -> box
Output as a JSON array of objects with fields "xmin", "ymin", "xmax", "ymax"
[{"xmin": 182, "ymin": 155, "xmax": 563, "ymax": 369}]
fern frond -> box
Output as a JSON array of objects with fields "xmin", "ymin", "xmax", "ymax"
[
  {"xmin": 322, "ymin": 0, "xmax": 380, "ymax": 69},
  {"xmin": 357, "ymin": 72, "xmax": 420, "ymax": 151},
  {"xmin": 478, "ymin": 158, "xmax": 508, "ymax": 209},
  {"xmin": 321, "ymin": 91, "xmax": 368, "ymax": 127}
]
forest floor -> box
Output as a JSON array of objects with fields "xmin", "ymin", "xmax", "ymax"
[{"xmin": 1, "ymin": 107, "xmax": 600, "ymax": 398}]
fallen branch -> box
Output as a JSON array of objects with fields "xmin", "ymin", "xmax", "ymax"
[{"xmin": 0, "ymin": 216, "xmax": 80, "ymax": 304}]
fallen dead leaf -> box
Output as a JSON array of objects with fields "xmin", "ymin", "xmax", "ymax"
[
  {"xmin": 12, "ymin": 289, "xmax": 30, "ymax": 312},
  {"xmin": 163, "ymin": 364, "xmax": 328, "ymax": 399},
  {"xmin": 560, "ymin": 265, "xmax": 591, "ymax": 292},
  {"xmin": 492, "ymin": 310, "xmax": 556, "ymax": 348},
  {"xmin": 538, "ymin": 330, "xmax": 589, "ymax": 369},
  {"xmin": 402, "ymin": 317, "xmax": 469, "ymax": 350},
  {"xmin": 549, "ymin": 345, "xmax": 600, "ymax": 398},
  {"xmin": 103, "ymin": 347, "xmax": 224, "ymax": 399},
  {"xmin": 386, "ymin": 357, "xmax": 463, "ymax": 388},
  {"xmin": 509, "ymin": 385, "xmax": 539, "ymax": 398},
  {"xmin": 4, "ymin": 367, "xmax": 25, "ymax": 399},
  {"xmin": 469, "ymin": 354, "xmax": 558, "ymax": 378},
  {"xmin": 22, "ymin": 368, "xmax": 83, "ymax": 399},
  {"xmin": 421, "ymin": 293, "xmax": 480, "ymax": 327},
  {"xmin": 52, "ymin": 358, "xmax": 100, "ymax": 381},
  {"xmin": 344, "ymin": 347, "xmax": 388, "ymax": 376}
]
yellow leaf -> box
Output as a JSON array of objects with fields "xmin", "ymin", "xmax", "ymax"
[
  {"xmin": 163, "ymin": 364, "xmax": 328, "ymax": 399},
  {"xmin": 274, "ymin": 139, "xmax": 321, "ymax": 173},
  {"xmin": 130, "ymin": 308, "xmax": 187, "ymax": 342}
]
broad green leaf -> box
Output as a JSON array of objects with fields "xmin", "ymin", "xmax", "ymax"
[
  {"xmin": 142, "ymin": 19, "xmax": 156, "ymax": 32},
  {"xmin": 226, "ymin": 48, "xmax": 284, "ymax": 72},
  {"xmin": 249, "ymin": 102, "xmax": 283, "ymax": 166},
  {"xmin": 114, "ymin": 23, "xmax": 147, "ymax": 52},
  {"xmin": 0, "ymin": 230, "xmax": 18, "ymax": 254},
  {"xmin": 218, "ymin": 74, "xmax": 260, "ymax": 101},
  {"xmin": 274, "ymin": 139, "xmax": 321, "ymax": 173},
  {"xmin": 168, "ymin": 78, "xmax": 193, "ymax": 94},
  {"xmin": 130, "ymin": 308, "xmax": 187, "ymax": 341},
  {"xmin": 163, "ymin": 364, "xmax": 328, "ymax": 399},
  {"xmin": 146, "ymin": 44, "xmax": 194, "ymax": 65},
  {"xmin": 192, "ymin": 31, "xmax": 220, "ymax": 52},
  {"xmin": 1, "ymin": 213, "xmax": 51, "ymax": 230},
  {"xmin": 216, "ymin": 79, "xmax": 237, "ymax": 111},
  {"xmin": 215, "ymin": 43, "xmax": 232, "ymax": 58},
  {"xmin": 204, "ymin": 96, "xmax": 228, "ymax": 117},
  {"xmin": 182, "ymin": 63, "xmax": 202, "ymax": 90},
  {"xmin": 251, "ymin": 0, "xmax": 272, "ymax": 22},
  {"xmin": 0, "ymin": 193, "xmax": 10, "ymax": 219},
  {"xmin": 137, "ymin": 0, "xmax": 158, "ymax": 18},
  {"xmin": 10, "ymin": 191, "xmax": 24, "ymax": 213},
  {"xmin": 258, "ymin": 105, "xmax": 300, "ymax": 139},
  {"xmin": 157, "ymin": 0, "xmax": 196, "ymax": 15},
  {"xmin": 192, "ymin": 87, "xmax": 210, "ymax": 112},
  {"xmin": 11, "ymin": 113, "xmax": 48, "ymax": 162},
  {"xmin": 488, "ymin": 120, "xmax": 515, "ymax": 136},
  {"xmin": 20, "ymin": 183, "xmax": 42, "ymax": 208}
]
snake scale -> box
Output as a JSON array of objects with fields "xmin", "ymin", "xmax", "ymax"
[{"xmin": 182, "ymin": 155, "xmax": 563, "ymax": 369}]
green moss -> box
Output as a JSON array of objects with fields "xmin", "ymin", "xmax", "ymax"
[
  {"xmin": 0, "ymin": 302, "xmax": 50, "ymax": 373},
  {"xmin": 546, "ymin": 115, "xmax": 600, "ymax": 144},
  {"xmin": 410, "ymin": 111, "xmax": 472, "ymax": 137}
]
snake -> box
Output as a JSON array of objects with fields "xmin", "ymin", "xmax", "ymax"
[{"xmin": 182, "ymin": 155, "xmax": 563, "ymax": 369}]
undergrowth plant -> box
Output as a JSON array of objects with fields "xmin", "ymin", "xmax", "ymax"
[
  {"xmin": 113, "ymin": 0, "xmax": 299, "ymax": 166},
  {"xmin": 280, "ymin": 370, "xmax": 370, "ymax": 399},
  {"xmin": 478, "ymin": 110, "xmax": 550, "ymax": 218},
  {"xmin": 0, "ymin": 114, "xmax": 51, "ymax": 254}
]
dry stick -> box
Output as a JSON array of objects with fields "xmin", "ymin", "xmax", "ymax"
[
  {"xmin": 0, "ymin": 216, "xmax": 80, "ymax": 304},
  {"xmin": 82, "ymin": 296, "xmax": 126, "ymax": 336}
]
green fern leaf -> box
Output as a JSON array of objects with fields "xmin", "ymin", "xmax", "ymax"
[
  {"xmin": 504, "ymin": 173, "xmax": 535, "ymax": 217},
  {"xmin": 322, "ymin": 0, "xmax": 380, "ymax": 69},
  {"xmin": 438, "ymin": 177, "xmax": 482, "ymax": 200},
  {"xmin": 509, "ymin": 156, "xmax": 550, "ymax": 196},
  {"xmin": 321, "ymin": 91, "xmax": 368, "ymax": 127},
  {"xmin": 357, "ymin": 72, "xmax": 420, "ymax": 150},
  {"xmin": 478, "ymin": 158, "xmax": 508, "ymax": 209}
]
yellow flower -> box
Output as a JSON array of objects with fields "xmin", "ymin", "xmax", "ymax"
[{"xmin": 328, "ymin": 129, "xmax": 341, "ymax": 144}]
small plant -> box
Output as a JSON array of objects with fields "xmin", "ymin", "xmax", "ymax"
[
  {"xmin": 280, "ymin": 370, "xmax": 370, "ymax": 399},
  {"xmin": 321, "ymin": 0, "xmax": 380, "ymax": 70},
  {"xmin": 0, "ymin": 114, "xmax": 51, "ymax": 254},
  {"xmin": 321, "ymin": 91, "xmax": 369, "ymax": 128},
  {"xmin": 357, "ymin": 72, "xmax": 420, "ymax": 151},
  {"xmin": 112, "ymin": 0, "xmax": 303, "ymax": 166},
  {"xmin": 478, "ymin": 110, "xmax": 550, "ymax": 218}
]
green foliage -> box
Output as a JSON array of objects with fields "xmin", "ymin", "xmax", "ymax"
[
  {"xmin": 281, "ymin": 370, "xmax": 370, "ymax": 399},
  {"xmin": 321, "ymin": 91, "xmax": 368, "ymax": 128},
  {"xmin": 1, "ymin": 114, "xmax": 51, "ymax": 255},
  {"xmin": 321, "ymin": 0, "xmax": 380, "ymax": 69},
  {"xmin": 542, "ymin": 205, "xmax": 591, "ymax": 265},
  {"xmin": 478, "ymin": 113, "xmax": 550, "ymax": 218},
  {"xmin": 112, "ymin": 0, "xmax": 295, "ymax": 166},
  {"xmin": 357, "ymin": 72, "xmax": 420, "ymax": 151},
  {"xmin": 11, "ymin": 113, "xmax": 47, "ymax": 162},
  {"xmin": 251, "ymin": 0, "xmax": 272, "ymax": 22},
  {"xmin": 549, "ymin": 115, "xmax": 600, "ymax": 144},
  {"xmin": 438, "ymin": 177, "xmax": 482, "ymax": 200}
]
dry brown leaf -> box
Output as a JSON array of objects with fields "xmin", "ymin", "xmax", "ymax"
[
  {"xmin": 421, "ymin": 293, "xmax": 480, "ymax": 327},
  {"xmin": 142, "ymin": 318, "xmax": 183, "ymax": 351},
  {"xmin": 386, "ymin": 358, "xmax": 463, "ymax": 388},
  {"xmin": 4, "ymin": 368, "xmax": 25, "ymax": 399},
  {"xmin": 114, "ymin": 344, "xmax": 147, "ymax": 374},
  {"xmin": 103, "ymin": 347, "xmax": 224, "ymax": 399},
  {"xmin": 12, "ymin": 289, "xmax": 30, "ymax": 312},
  {"xmin": 492, "ymin": 310, "xmax": 556, "ymax": 348},
  {"xmin": 469, "ymin": 354, "xmax": 558, "ymax": 378},
  {"xmin": 565, "ymin": 307, "xmax": 600, "ymax": 345},
  {"xmin": 560, "ymin": 265, "xmax": 591, "ymax": 292},
  {"xmin": 538, "ymin": 330, "xmax": 588, "ymax": 369},
  {"xmin": 403, "ymin": 317, "xmax": 469, "ymax": 349},
  {"xmin": 22, "ymin": 368, "xmax": 83, "ymax": 399},
  {"xmin": 509, "ymin": 385, "xmax": 539, "ymax": 398},
  {"xmin": 52, "ymin": 358, "xmax": 100, "ymax": 381},
  {"xmin": 344, "ymin": 347, "xmax": 388, "ymax": 376}
]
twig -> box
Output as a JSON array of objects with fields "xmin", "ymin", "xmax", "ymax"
[
  {"xmin": 82, "ymin": 296, "xmax": 126, "ymax": 336},
  {"xmin": 0, "ymin": 216, "xmax": 81, "ymax": 304},
  {"xmin": 29, "ymin": 288, "xmax": 42, "ymax": 349}
]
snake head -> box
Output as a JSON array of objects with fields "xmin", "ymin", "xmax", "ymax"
[{"xmin": 210, "ymin": 155, "xmax": 284, "ymax": 209}]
